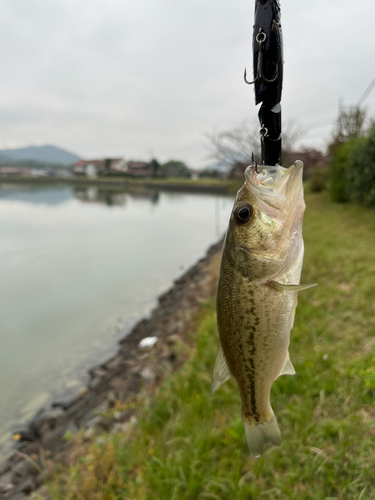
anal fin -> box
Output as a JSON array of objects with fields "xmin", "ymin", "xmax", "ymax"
[
  {"xmin": 211, "ymin": 342, "xmax": 232, "ymax": 396},
  {"xmin": 276, "ymin": 351, "xmax": 296, "ymax": 379}
]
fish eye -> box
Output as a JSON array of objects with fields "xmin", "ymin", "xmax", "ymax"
[{"xmin": 233, "ymin": 203, "xmax": 254, "ymax": 225}]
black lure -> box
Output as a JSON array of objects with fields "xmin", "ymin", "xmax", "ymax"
[{"xmin": 245, "ymin": 0, "xmax": 283, "ymax": 166}]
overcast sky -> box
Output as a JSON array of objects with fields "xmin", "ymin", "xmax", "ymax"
[{"xmin": 0, "ymin": 0, "xmax": 374, "ymax": 167}]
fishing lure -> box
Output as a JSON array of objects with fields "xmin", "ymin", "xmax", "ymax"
[{"xmin": 245, "ymin": 0, "xmax": 283, "ymax": 166}]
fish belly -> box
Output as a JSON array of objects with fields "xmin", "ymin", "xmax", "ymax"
[{"xmin": 217, "ymin": 262, "xmax": 295, "ymax": 423}]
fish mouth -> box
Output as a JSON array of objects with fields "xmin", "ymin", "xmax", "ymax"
[{"xmin": 244, "ymin": 161, "xmax": 303, "ymax": 215}]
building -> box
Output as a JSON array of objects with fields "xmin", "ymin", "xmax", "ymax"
[
  {"xmin": 72, "ymin": 158, "xmax": 128, "ymax": 177},
  {"xmin": 126, "ymin": 161, "xmax": 151, "ymax": 177},
  {"xmin": 0, "ymin": 166, "xmax": 31, "ymax": 176},
  {"xmin": 72, "ymin": 160, "xmax": 105, "ymax": 177}
]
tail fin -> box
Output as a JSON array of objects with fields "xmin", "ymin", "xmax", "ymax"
[{"xmin": 242, "ymin": 412, "xmax": 281, "ymax": 458}]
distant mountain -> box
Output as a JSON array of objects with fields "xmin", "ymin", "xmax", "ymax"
[{"xmin": 0, "ymin": 145, "xmax": 80, "ymax": 166}]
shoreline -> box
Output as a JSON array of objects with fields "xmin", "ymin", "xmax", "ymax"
[
  {"xmin": 0, "ymin": 176, "xmax": 238, "ymax": 195},
  {"xmin": 0, "ymin": 238, "xmax": 223, "ymax": 499}
]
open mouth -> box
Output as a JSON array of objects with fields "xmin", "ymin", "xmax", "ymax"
[{"xmin": 244, "ymin": 162, "xmax": 303, "ymax": 214}]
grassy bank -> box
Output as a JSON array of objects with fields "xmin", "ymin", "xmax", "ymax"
[{"xmin": 39, "ymin": 192, "xmax": 375, "ymax": 500}]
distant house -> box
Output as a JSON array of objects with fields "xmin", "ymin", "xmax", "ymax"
[
  {"xmin": 127, "ymin": 161, "xmax": 151, "ymax": 177},
  {"xmin": 73, "ymin": 160, "xmax": 105, "ymax": 177},
  {"xmin": 0, "ymin": 166, "xmax": 31, "ymax": 176},
  {"xmin": 73, "ymin": 158, "xmax": 129, "ymax": 177},
  {"xmin": 189, "ymin": 169, "xmax": 200, "ymax": 180},
  {"xmin": 107, "ymin": 158, "xmax": 127, "ymax": 174}
]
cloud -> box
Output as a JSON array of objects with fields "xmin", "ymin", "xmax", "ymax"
[{"xmin": 0, "ymin": 0, "xmax": 374, "ymax": 164}]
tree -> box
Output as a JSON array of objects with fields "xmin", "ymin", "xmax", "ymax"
[
  {"xmin": 207, "ymin": 118, "xmax": 305, "ymax": 172},
  {"xmin": 328, "ymin": 104, "xmax": 369, "ymax": 159},
  {"xmin": 160, "ymin": 160, "xmax": 190, "ymax": 178},
  {"xmin": 335, "ymin": 104, "xmax": 367, "ymax": 142},
  {"xmin": 206, "ymin": 120, "xmax": 261, "ymax": 169}
]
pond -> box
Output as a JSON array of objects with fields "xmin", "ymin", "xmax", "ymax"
[{"xmin": 0, "ymin": 183, "xmax": 233, "ymax": 459}]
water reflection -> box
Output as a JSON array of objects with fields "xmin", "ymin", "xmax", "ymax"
[
  {"xmin": 72, "ymin": 186, "xmax": 161, "ymax": 207},
  {"xmin": 0, "ymin": 183, "xmax": 72, "ymax": 205},
  {"xmin": 74, "ymin": 187, "xmax": 128, "ymax": 206}
]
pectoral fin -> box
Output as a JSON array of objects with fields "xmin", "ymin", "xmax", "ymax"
[
  {"xmin": 276, "ymin": 351, "xmax": 296, "ymax": 379},
  {"xmin": 211, "ymin": 342, "xmax": 232, "ymax": 396},
  {"xmin": 269, "ymin": 281, "xmax": 317, "ymax": 292}
]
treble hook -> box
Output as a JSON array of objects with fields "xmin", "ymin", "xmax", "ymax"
[
  {"xmin": 251, "ymin": 151, "xmax": 260, "ymax": 174},
  {"xmin": 244, "ymin": 29, "xmax": 278, "ymax": 85},
  {"xmin": 259, "ymin": 125, "xmax": 269, "ymax": 165}
]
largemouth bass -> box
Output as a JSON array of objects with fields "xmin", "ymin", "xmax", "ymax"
[{"xmin": 213, "ymin": 160, "xmax": 315, "ymax": 457}]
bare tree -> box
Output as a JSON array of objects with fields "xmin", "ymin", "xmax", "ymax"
[
  {"xmin": 334, "ymin": 104, "xmax": 367, "ymax": 142},
  {"xmin": 207, "ymin": 117, "xmax": 305, "ymax": 171},
  {"xmin": 206, "ymin": 119, "xmax": 260, "ymax": 169}
]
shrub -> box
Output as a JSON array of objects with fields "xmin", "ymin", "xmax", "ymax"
[
  {"xmin": 330, "ymin": 141, "xmax": 353, "ymax": 202},
  {"xmin": 307, "ymin": 168, "xmax": 330, "ymax": 193},
  {"xmin": 346, "ymin": 129, "xmax": 375, "ymax": 206},
  {"xmin": 330, "ymin": 129, "xmax": 375, "ymax": 206}
]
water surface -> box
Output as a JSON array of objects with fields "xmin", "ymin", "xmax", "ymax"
[{"xmin": 0, "ymin": 183, "xmax": 232, "ymax": 458}]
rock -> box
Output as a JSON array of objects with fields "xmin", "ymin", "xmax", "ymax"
[
  {"xmin": 93, "ymin": 401, "xmax": 107, "ymax": 414},
  {"xmin": 96, "ymin": 417, "xmax": 114, "ymax": 432},
  {"xmin": 165, "ymin": 334, "xmax": 181, "ymax": 344},
  {"xmin": 110, "ymin": 373, "xmax": 140, "ymax": 400},
  {"xmin": 30, "ymin": 484, "xmax": 51, "ymax": 499},
  {"xmin": 0, "ymin": 472, "xmax": 13, "ymax": 493},
  {"xmin": 89, "ymin": 367, "xmax": 107, "ymax": 380},
  {"xmin": 79, "ymin": 386, "xmax": 89, "ymax": 397},
  {"xmin": 33, "ymin": 409, "xmax": 67, "ymax": 431},
  {"xmin": 140, "ymin": 367, "xmax": 156, "ymax": 386},
  {"xmin": 85, "ymin": 416, "xmax": 101, "ymax": 430},
  {"xmin": 0, "ymin": 464, "xmax": 10, "ymax": 476},
  {"xmin": 6, "ymin": 455, "xmax": 23, "ymax": 469},
  {"xmin": 88, "ymin": 376, "xmax": 103, "ymax": 390},
  {"xmin": 109, "ymin": 377, "xmax": 125, "ymax": 391},
  {"xmin": 51, "ymin": 401, "xmax": 68, "ymax": 410},
  {"xmin": 66, "ymin": 419, "xmax": 79, "ymax": 434},
  {"xmin": 15, "ymin": 477, "xmax": 34, "ymax": 494},
  {"xmin": 107, "ymin": 391, "xmax": 117, "ymax": 405},
  {"xmin": 82, "ymin": 428, "xmax": 95, "ymax": 441},
  {"xmin": 111, "ymin": 422, "xmax": 129, "ymax": 434},
  {"xmin": 34, "ymin": 474, "xmax": 44, "ymax": 489},
  {"xmin": 41, "ymin": 425, "xmax": 68, "ymax": 451},
  {"xmin": 176, "ymin": 320, "xmax": 184, "ymax": 332},
  {"xmin": 19, "ymin": 443, "xmax": 42, "ymax": 457},
  {"xmin": 105, "ymin": 356, "xmax": 125, "ymax": 373},
  {"xmin": 130, "ymin": 416, "xmax": 137, "ymax": 426},
  {"xmin": 7, "ymin": 493, "xmax": 27, "ymax": 500},
  {"xmin": 113, "ymin": 412, "xmax": 122, "ymax": 422},
  {"xmin": 11, "ymin": 460, "xmax": 38, "ymax": 482}
]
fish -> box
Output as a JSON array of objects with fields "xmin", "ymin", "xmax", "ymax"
[{"xmin": 213, "ymin": 160, "xmax": 316, "ymax": 457}]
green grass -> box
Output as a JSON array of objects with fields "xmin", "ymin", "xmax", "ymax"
[{"xmin": 41, "ymin": 192, "xmax": 375, "ymax": 500}]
